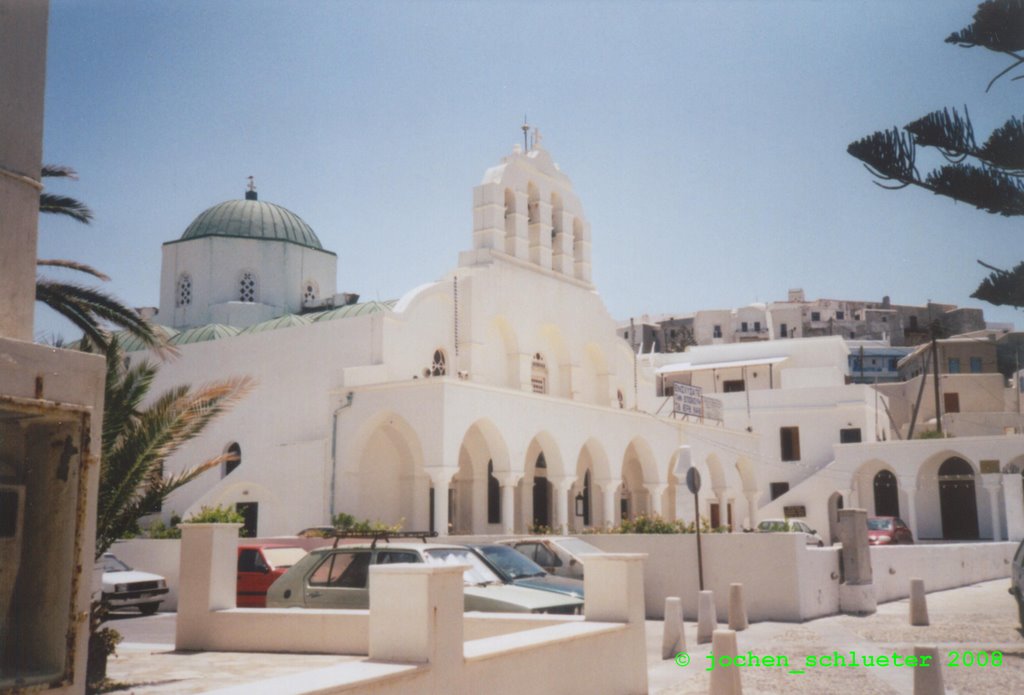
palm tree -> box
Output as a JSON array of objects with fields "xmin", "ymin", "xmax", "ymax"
[
  {"xmin": 94, "ymin": 337, "xmax": 254, "ymax": 556},
  {"xmin": 35, "ymin": 165, "xmax": 161, "ymax": 351},
  {"xmin": 88, "ymin": 337, "xmax": 253, "ymax": 690}
]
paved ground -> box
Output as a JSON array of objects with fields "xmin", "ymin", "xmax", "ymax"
[{"xmin": 105, "ymin": 579, "xmax": 1023, "ymax": 693}]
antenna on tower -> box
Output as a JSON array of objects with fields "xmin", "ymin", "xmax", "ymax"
[
  {"xmin": 245, "ymin": 175, "xmax": 257, "ymax": 201},
  {"xmin": 521, "ymin": 115, "xmax": 530, "ymax": 151}
]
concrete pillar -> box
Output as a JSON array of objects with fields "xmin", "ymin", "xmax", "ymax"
[
  {"xmin": 551, "ymin": 477, "xmax": 575, "ymax": 534},
  {"xmin": 709, "ymin": 629, "xmax": 742, "ymax": 695},
  {"xmin": 426, "ymin": 467, "xmax": 458, "ymax": 538},
  {"xmin": 583, "ymin": 553, "xmax": 648, "ymax": 693},
  {"xmin": 837, "ymin": 508, "xmax": 876, "ymax": 615},
  {"xmin": 982, "ymin": 474, "xmax": 1003, "ymax": 541},
  {"xmin": 176, "ymin": 523, "xmax": 241, "ymax": 650},
  {"xmin": 369, "ymin": 563, "xmax": 465, "ymax": 692},
  {"xmin": 909, "ymin": 578, "xmax": 929, "ymax": 626},
  {"xmin": 1005, "ymin": 472, "xmax": 1024, "ymax": 542},
  {"xmin": 497, "ymin": 473, "xmax": 521, "ymax": 534},
  {"xmin": 913, "ymin": 646, "xmax": 945, "ymax": 695},
  {"xmin": 727, "ymin": 583, "xmax": 748, "ymax": 631},
  {"xmin": 697, "ymin": 590, "xmax": 716, "ymax": 644},
  {"xmin": 898, "ymin": 475, "xmax": 920, "ymax": 541},
  {"xmin": 744, "ymin": 490, "xmax": 759, "ymax": 529},
  {"xmin": 0, "ymin": 0, "xmax": 49, "ymax": 340},
  {"xmin": 645, "ymin": 483, "xmax": 668, "ymax": 517},
  {"xmin": 597, "ymin": 479, "xmax": 620, "ymax": 528},
  {"xmin": 662, "ymin": 596, "xmax": 685, "ymax": 659}
]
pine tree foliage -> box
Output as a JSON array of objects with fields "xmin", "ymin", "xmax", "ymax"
[{"xmin": 847, "ymin": 0, "xmax": 1024, "ymax": 308}]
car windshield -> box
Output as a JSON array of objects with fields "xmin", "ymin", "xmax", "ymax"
[
  {"xmin": 758, "ymin": 521, "xmax": 789, "ymax": 532},
  {"xmin": 102, "ymin": 554, "xmax": 132, "ymax": 572},
  {"xmin": 476, "ymin": 545, "xmax": 546, "ymax": 580},
  {"xmin": 867, "ymin": 518, "xmax": 893, "ymax": 530},
  {"xmin": 555, "ymin": 538, "xmax": 602, "ymax": 557},
  {"xmin": 263, "ymin": 547, "xmax": 307, "ymax": 568},
  {"xmin": 423, "ymin": 548, "xmax": 502, "ymax": 585}
]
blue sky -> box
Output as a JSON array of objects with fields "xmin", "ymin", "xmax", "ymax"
[{"xmin": 36, "ymin": 0, "xmax": 1020, "ymax": 341}]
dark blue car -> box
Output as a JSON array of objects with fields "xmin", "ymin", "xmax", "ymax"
[{"xmin": 469, "ymin": 543, "xmax": 584, "ymax": 600}]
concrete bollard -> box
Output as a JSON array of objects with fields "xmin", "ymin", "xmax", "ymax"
[
  {"xmin": 697, "ymin": 590, "xmax": 717, "ymax": 645},
  {"xmin": 662, "ymin": 596, "xmax": 686, "ymax": 659},
  {"xmin": 913, "ymin": 646, "xmax": 944, "ymax": 695},
  {"xmin": 909, "ymin": 578, "xmax": 929, "ymax": 626},
  {"xmin": 709, "ymin": 629, "xmax": 742, "ymax": 695},
  {"xmin": 727, "ymin": 583, "xmax": 748, "ymax": 631}
]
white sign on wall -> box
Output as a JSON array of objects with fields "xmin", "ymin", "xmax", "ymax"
[{"xmin": 673, "ymin": 383, "xmax": 703, "ymax": 418}]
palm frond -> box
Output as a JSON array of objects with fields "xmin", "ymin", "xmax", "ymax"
[
  {"xmin": 95, "ymin": 371, "xmax": 254, "ymax": 557},
  {"xmin": 35, "ymin": 277, "xmax": 162, "ymax": 352},
  {"xmin": 40, "ymin": 192, "xmax": 93, "ymax": 224},
  {"xmin": 41, "ymin": 164, "xmax": 79, "ymax": 180},
  {"xmin": 37, "ymin": 258, "xmax": 111, "ymax": 281}
]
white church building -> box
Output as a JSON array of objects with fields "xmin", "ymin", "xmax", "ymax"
[{"xmin": 129, "ymin": 139, "xmax": 1024, "ymax": 543}]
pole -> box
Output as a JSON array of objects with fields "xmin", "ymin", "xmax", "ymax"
[
  {"xmin": 694, "ymin": 489, "xmax": 704, "ymax": 591},
  {"xmin": 931, "ymin": 323, "xmax": 943, "ymax": 436}
]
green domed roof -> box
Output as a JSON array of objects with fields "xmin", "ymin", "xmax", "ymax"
[
  {"xmin": 238, "ymin": 313, "xmax": 312, "ymax": 334},
  {"xmin": 180, "ymin": 198, "xmax": 323, "ymax": 250},
  {"xmin": 169, "ymin": 324, "xmax": 241, "ymax": 345}
]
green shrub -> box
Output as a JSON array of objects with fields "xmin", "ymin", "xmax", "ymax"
[
  {"xmin": 184, "ymin": 504, "xmax": 245, "ymax": 531},
  {"xmin": 331, "ymin": 512, "xmax": 403, "ymax": 534}
]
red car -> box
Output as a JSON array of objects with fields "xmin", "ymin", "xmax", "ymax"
[
  {"xmin": 867, "ymin": 516, "xmax": 914, "ymax": 545},
  {"xmin": 237, "ymin": 544, "xmax": 308, "ymax": 607}
]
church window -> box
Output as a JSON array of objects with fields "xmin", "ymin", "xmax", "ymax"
[
  {"xmin": 531, "ymin": 353, "xmax": 547, "ymax": 394},
  {"xmin": 239, "ymin": 272, "xmax": 257, "ymax": 303},
  {"xmin": 224, "ymin": 442, "xmax": 242, "ymax": 477},
  {"xmin": 430, "ymin": 349, "xmax": 447, "ymax": 377},
  {"xmin": 176, "ymin": 273, "xmax": 192, "ymax": 307},
  {"xmin": 302, "ymin": 280, "xmax": 319, "ymax": 307},
  {"xmin": 487, "ymin": 461, "xmax": 500, "ymax": 524}
]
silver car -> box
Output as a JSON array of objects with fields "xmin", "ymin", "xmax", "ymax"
[
  {"xmin": 498, "ymin": 537, "xmax": 606, "ymax": 579},
  {"xmin": 266, "ymin": 542, "xmax": 582, "ymax": 614}
]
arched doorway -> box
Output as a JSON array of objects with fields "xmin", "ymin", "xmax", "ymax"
[
  {"xmin": 827, "ymin": 491, "xmax": 844, "ymax": 544},
  {"xmin": 873, "ymin": 470, "xmax": 899, "ymax": 517},
  {"xmin": 531, "ymin": 454, "xmax": 551, "ymax": 528},
  {"xmin": 938, "ymin": 457, "xmax": 979, "ymax": 539}
]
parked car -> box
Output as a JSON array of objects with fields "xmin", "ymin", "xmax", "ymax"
[
  {"xmin": 1011, "ymin": 538, "xmax": 1024, "ymax": 630},
  {"xmin": 867, "ymin": 516, "xmax": 914, "ymax": 545},
  {"xmin": 467, "ymin": 543, "xmax": 584, "ymax": 599},
  {"xmin": 101, "ymin": 552, "xmax": 169, "ymax": 615},
  {"xmin": 237, "ymin": 544, "xmax": 308, "ymax": 607},
  {"xmin": 755, "ymin": 519, "xmax": 825, "ymax": 547},
  {"xmin": 266, "ymin": 542, "xmax": 583, "ymax": 614},
  {"xmin": 498, "ymin": 537, "xmax": 606, "ymax": 579}
]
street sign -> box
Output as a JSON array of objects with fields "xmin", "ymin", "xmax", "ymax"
[{"xmin": 685, "ymin": 467, "xmax": 702, "ymax": 495}]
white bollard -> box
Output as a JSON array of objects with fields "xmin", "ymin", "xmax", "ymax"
[
  {"xmin": 913, "ymin": 646, "xmax": 944, "ymax": 695},
  {"xmin": 709, "ymin": 629, "xmax": 742, "ymax": 695},
  {"xmin": 727, "ymin": 583, "xmax": 748, "ymax": 631},
  {"xmin": 662, "ymin": 596, "xmax": 686, "ymax": 659},
  {"xmin": 697, "ymin": 590, "xmax": 717, "ymax": 645},
  {"xmin": 909, "ymin": 578, "xmax": 929, "ymax": 626}
]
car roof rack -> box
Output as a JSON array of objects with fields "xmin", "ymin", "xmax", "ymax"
[{"xmin": 327, "ymin": 530, "xmax": 438, "ymax": 549}]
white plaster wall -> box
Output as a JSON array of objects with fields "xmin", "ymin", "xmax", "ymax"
[
  {"xmin": 160, "ymin": 237, "xmax": 337, "ymax": 328},
  {"xmin": 582, "ymin": 533, "xmax": 839, "ymax": 622},
  {"xmin": 870, "ymin": 542, "xmax": 1015, "ymax": 602}
]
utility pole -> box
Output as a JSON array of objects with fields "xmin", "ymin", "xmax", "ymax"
[{"xmin": 931, "ymin": 321, "xmax": 943, "ymax": 436}]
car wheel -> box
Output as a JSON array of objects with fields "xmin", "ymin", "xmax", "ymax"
[{"xmin": 138, "ymin": 602, "xmax": 160, "ymax": 616}]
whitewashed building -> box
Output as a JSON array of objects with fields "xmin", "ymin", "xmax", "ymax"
[{"xmin": 129, "ymin": 139, "xmax": 1024, "ymax": 546}]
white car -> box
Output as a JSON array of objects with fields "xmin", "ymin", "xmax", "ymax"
[
  {"xmin": 101, "ymin": 553, "xmax": 169, "ymax": 614},
  {"xmin": 756, "ymin": 519, "xmax": 825, "ymax": 547},
  {"xmin": 498, "ymin": 537, "xmax": 606, "ymax": 579}
]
